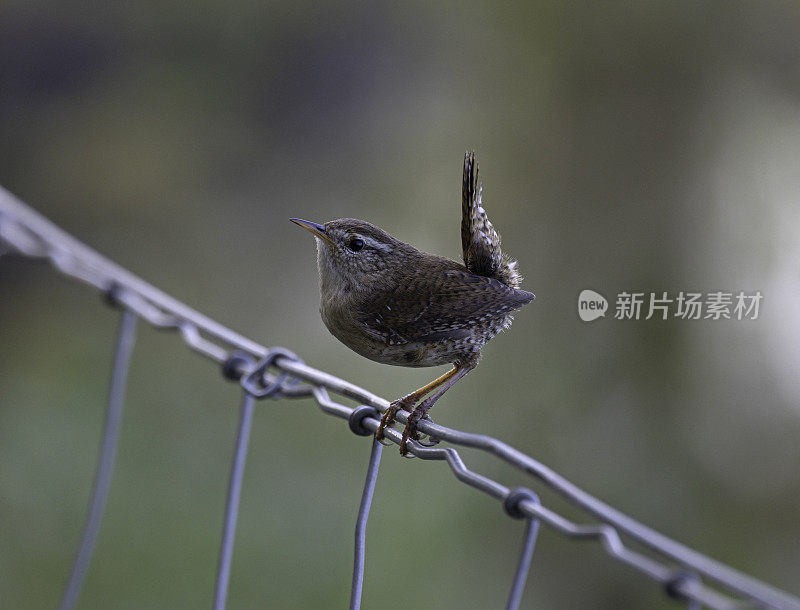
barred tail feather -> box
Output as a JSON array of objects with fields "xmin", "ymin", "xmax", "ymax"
[{"xmin": 461, "ymin": 151, "xmax": 522, "ymax": 289}]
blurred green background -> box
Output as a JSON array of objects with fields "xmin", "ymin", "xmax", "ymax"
[{"xmin": 2, "ymin": 1, "xmax": 800, "ymax": 608}]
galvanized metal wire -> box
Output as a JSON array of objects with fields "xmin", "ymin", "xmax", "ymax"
[
  {"xmin": 214, "ymin": 390, "xmax": 257, "ymax": 610},
  {"xmin": 2, "ymin": 185, "xmax": 799, "ymax": 609},
  {"xmin": 350, "ymin": 437, "xmax": 383, "ymax": 610},
  {"xmin": 59, "ymin": 308, "xmax": 137, "ymax": 610},
  {"xmin": 504, "ymin": 488, "xmax": 542, "ymax": 610}
]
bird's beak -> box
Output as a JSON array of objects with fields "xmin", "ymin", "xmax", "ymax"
[{"xmin": 290, "ymin": 218, "xmax": 334, "ymax": 245}]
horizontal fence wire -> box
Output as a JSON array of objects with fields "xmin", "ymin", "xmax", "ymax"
[{"xmin": 1, "ymin": 185, "xmax": 799, "ymax": 610}]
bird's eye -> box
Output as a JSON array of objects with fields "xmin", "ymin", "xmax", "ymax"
[{"xmin": 347, "ymin": 237, "xmax": 365, "ymax": 252}]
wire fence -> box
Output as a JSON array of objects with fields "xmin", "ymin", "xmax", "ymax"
[{"xmin": 1, "ymin": 185, "xmax": 798, "ymax": 610}]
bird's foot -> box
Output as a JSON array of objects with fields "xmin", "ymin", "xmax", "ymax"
[
  {"xmin": 399, "ymin": 408, "xmax": 438, "ymax": 456},
  {"xmin": 375, "ymin": 398, "xmax": 413, "ymax": 446},
  {"xmin": 417, "ymin": 428, "xmax": 441, "ymax": 448}
]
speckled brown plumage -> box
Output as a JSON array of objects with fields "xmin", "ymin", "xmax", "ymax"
[{"xmin": 292, "ymin": 152, "xmax": 535, "ymax": 455}]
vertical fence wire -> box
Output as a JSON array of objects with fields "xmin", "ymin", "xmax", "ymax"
[
  {"xmin": 505, "ymin": 511, "xmax": 541, "ymax": 609},
  {"xmin": 59, "ymin": 308, "xmax": 138, "ymax": 610},
  {"xmin": 213, "ymin": 391, "xmax": 257, "ymax": 610},
  {"xmin": 350, "ymin": 438, "xmax": 383, "ymax": 610},
  {"xmin": 503, "ymin": 489, "xmax": 542, "ymax": 610}
]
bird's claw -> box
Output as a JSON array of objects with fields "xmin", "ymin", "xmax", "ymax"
[
  {"xmin": 374, "ymin": 404, "xmax": 396, "ymax": 445},
  {"xmin": 399, "ymin": 411, "xmax": 439, "ymax": 456},
  {"xmin": 375, "ymin": 400, "xmax": 412, "ymax": 446},
  {"xmin": 418, "ymin": 413, "xmax": 440, "ymax": 446},
  {"xmin": 380, "ymin": 400, "xmax": 438, "ymax": 457},
  {"xmin": 399, "ymin": 427, "xmax": 416, "ymax": 458}
]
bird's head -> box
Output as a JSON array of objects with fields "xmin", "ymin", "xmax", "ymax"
[{"xmin": 290, "ymin": 217, "xmax": 414, "ymax": 294}]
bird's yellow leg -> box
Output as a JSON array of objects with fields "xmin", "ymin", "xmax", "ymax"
[
  {"xmin": 400, "ymin": 357, "xmax": 479, "ymax": 456},
  {"xmin": 375, "ymin": 366, "xmax": 459, "ymax": 445}
]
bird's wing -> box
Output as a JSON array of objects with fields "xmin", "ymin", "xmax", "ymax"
[
  {"xmin": 357, "ymin": 268, "xmax": 534, "ymax": 346},
  {"xmin": 461, "ymin": 152, "xmax": 504, "ymax": 278}
]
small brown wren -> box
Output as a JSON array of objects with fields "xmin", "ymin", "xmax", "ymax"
[{"xmin": 291, "ymin": 152, "xmax": 535, "ymax": 455}]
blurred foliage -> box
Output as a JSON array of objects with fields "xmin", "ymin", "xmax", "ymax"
[{"xmin": 2, "ymin": 1, "xmax": 800, "ymax": 608}]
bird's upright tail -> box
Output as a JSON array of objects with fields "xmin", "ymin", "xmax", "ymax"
[{"xmin": 461, "ymin": 151, "xmax": 522, "ymax": 288}]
